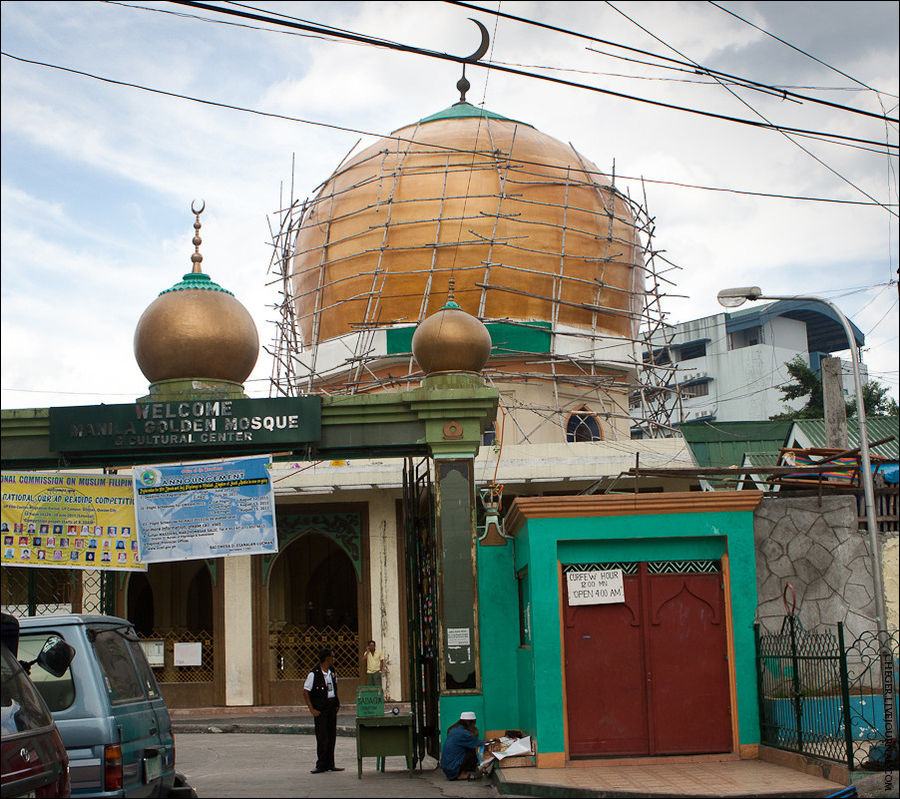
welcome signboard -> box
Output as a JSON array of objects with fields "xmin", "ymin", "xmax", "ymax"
[{"xmin": 49, "ymin": 397, "xmax": 322, "ymax": 455}]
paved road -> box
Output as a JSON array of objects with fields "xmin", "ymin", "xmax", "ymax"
[{"xmin": 174, "ymin": 733, "xmax": 510, "ymax": 798}]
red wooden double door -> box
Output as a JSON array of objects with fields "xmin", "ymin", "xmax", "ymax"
[{"xmin": 563, "ymin": 560, "xmax": 733, "ymax": 758}]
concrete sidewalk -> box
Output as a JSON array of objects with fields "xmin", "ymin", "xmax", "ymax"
[
  {"xmin": 169, "ymin": 704, "xmax": 371, "ymax": 736},
  {"xmin": 493, "ymin": 760, "xmax": 848, "ymax": 798},
  {"xmin": 169, "ymin": 707, "xmax": 895, "ymax": 797}
]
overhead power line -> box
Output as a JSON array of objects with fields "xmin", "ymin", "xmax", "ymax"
[
  {"xmin": 166, "ymin": 0, "xmax": 898, "ymax": 151},
  {"xmin": 445, "ymin": 0, "xmax": 899, "ymax": 123},
  {"xmin": 2, "ymin": 50, "xmax": 896, "ymax": 211},
  {"xmin": 707, "ymin": 1, "xmax": 882, "ymax": 94},
  {"xmin": 604, "ymin": 1, "xmax": 897, "ymax": 217}
]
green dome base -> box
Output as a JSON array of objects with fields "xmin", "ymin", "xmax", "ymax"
[{"xmin": 138, "ymin": 377, "xmax": 249, "ymax": 403}]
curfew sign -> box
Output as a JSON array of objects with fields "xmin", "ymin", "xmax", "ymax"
[{"xmin": 566, "ymin": 569, "xmax": 625, "ymax": 606}]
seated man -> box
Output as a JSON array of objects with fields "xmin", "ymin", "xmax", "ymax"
[{"xmin": 440, "ymin": 711, "xmax": 484, "ymax": 781}]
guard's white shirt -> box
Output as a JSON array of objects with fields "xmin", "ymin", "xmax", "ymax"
[{"xmin": 304, "ymin": 669, "xmax": 335, "ymax": 698}]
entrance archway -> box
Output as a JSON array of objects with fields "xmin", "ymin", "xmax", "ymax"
[
  {"xmin": 127, "ymin": 572, "xmax": 154, "ymax": 636},
  {"xmin": 124, "ymin": 560, "xmax": 223, "ymax": 707},
  {"xmin": 264, "ymin": 529, "xmax": 362, "ymax": 705}
]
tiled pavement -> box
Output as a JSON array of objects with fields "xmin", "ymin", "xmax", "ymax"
[
  {"xmin": 170, "ymin": 707, "xmax": 896, "ymax": 797},
  {"xmin": 493, "ymin": 760, "xmax": 847, "ymax": 797}
]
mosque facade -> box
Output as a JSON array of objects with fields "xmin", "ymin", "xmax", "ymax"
[{"xmin": 2, "ymin": 97, "xmax": 774, "ymax": 766}]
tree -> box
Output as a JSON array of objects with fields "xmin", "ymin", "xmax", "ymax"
[
  {"xmin": 847, "ymin": 380, "xmax": 900, "ymax": 417},
  {"xmin": 770, "ymin": 356, "xmax": 824, "ymax": 420},
  {"xmin": 770, "ymin": 355, "xmax": 899, "ymax": 420}
]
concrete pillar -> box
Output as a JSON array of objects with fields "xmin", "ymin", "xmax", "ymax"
[
  {"xmin": 822, "ymin": 356, "xmax": 849, "ymax": 449},
  {"xmin": 434, "ymin": 458, "xmax": 479, "ymax": 693},
  {"xmin": 223, "ymin": 555, "xmax": 254, "ymax": 705},
  {"xmin": 80, "ymin": 569, "xmax": 102, "ymax": 613},
  {"xmin": 367, "ymin": 491, "xmax": 402, "ymax": 701}
]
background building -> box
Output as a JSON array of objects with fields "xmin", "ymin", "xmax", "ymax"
[{"xmin": 632, "ymin": 301, "xmax": 868, "ymax": 428}]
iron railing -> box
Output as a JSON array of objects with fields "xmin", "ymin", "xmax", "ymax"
[
  {"xmin": 756, "ymin": 616, "xmax": 898, "ymax": 771},
  {"xmin": 1, "ymin": 566, "xmax": 114, "ymax": 617},
  {"xmin": 403, "ymin": 456, "xmax": 439, "ymax": 767},
  {"xmin": 268, "ymin": 623, "xmax": 358, "ymax": 681}
]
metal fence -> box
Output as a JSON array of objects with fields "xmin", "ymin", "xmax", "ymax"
[
  {"xmin": 0, "ymin": 566, "xmax": 114, "ymax": 617},
  {"xmin": 135, "ymin": 628, "xmax": 215, "ymax": 683},
  {"xmin": 268, "ymin": 623, "xmax": 358, "ymax": 681},
  {"xmin": 756, "ymin": 616, "xmax": 898, "ymax": 771}
]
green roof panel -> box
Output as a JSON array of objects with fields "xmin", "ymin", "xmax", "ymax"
[
  {"xmin": 789, "ymin": 417, "xmax": 899, "ymax": 460},
  {"xmin": 679, "ymin": 420, "xmax": 793, "ymax": 468},
  {"xmin": 416, "ymin": 102, "xmax": 532, "ymax": 128}
]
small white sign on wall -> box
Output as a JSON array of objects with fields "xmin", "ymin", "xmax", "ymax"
[
  {"xmin": 173, "ymin": 641, "xmax": 202, "ymax": 667},
  {"xmin": 566, "ymin": 569, "xmax": 625, "ymax": 606},
  {"xmin": 140, "ymin": 639, "xmax": 165, "ymax": 667}
]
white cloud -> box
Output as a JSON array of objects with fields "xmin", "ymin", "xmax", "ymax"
[{"xmin": 1, "ymin": 0, "xmax": 897, "ymax": 411}]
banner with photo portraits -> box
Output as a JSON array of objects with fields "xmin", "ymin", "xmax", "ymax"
[{"xmin": 1, "ymin": 471, "xmax": 146, "ymax": 571}]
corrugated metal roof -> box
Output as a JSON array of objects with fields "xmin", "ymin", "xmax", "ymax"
[
  {"xmin": 789, "ymin": 417, "xmax": 899, "ymax": 459},
  {"xmin": 742, "ymin": 450, "xmax": 782, "ymax": 468},
  {"xmin": 679, "ymin": 420, "xmax": 793, "ymax": 467}
]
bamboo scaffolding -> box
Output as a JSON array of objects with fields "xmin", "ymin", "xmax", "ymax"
[{"xmin": 266, "ymin": 118, "xmax": 684, "ymax": 441}]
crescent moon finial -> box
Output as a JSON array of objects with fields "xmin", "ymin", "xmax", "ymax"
[
  {"xmin": 190, "ymin": 200, "xmax": 205, "ymax": 273},
  {"xmin": 461, "ymin": 18, "xmax": 489, "ymax": 64}
]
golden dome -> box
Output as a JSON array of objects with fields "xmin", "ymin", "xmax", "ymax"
[
  {"xmin": 291, "ymin": 103, "xmax": 644, "ymax": 349},
  {"xmin": 412, "ymin": 282, "xmax": 492, "ymax": 374},
  {"xmin": 134, "ymin": 207, "xmax": 259, "ymax": 385}
]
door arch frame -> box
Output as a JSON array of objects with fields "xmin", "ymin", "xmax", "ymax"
[
  {"xmin": 117, "ymin": 559, "xmax": 225, "ymax": 706},
  {"xmin": 252, "ymin": 502, "xmax": 370, "ymax": 706}
]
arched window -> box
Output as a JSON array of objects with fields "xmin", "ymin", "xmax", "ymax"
[{"xmin": 566, "ymin": 407, "xmax": 602, "ymax": 442}]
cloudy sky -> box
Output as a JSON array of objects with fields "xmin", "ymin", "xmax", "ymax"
[{"xmin": 2, "ymin": 1, "xmax": 897, "ymax": 411}]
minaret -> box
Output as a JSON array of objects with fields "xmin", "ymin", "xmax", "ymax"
[
  {"xmin": 133, "ymin": 202, "xmax": 259, "ymax": 401},
  {"xmin": 411, "ymin": 276, "xmax": 492, "ymax": 376}
]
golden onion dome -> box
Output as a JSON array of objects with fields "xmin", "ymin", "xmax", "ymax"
[
  {"xmin": 290, "ymin": 102, "xmax": 644, "ymax": 350},
  {"xmin": 412, "ymin": 280, "xmax": 492, "ymax": 375},
  {"xmin": 134, "ymin": 205, "xmax": 259, "ymax": 385}
]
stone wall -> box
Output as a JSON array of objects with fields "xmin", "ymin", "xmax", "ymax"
[{"xmin": 754, "ymin": 495, "xmax": 897, "ymax": 642}]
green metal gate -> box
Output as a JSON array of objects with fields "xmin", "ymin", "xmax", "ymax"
[
  {"xmin": 403, "ymin": 456, "xmax": 440, "ymax": 765},
  {"xmin": 0, "ymin": 565, "xmax": 115, "ymax": 617},
  {"xmin": 756, "ymin": 615, "xmax": 899, "ymax": 771}
]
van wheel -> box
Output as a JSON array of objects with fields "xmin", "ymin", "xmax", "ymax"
[{"xmin": 169, "ymin": 772, "xmax": 197, "ymax": 798}]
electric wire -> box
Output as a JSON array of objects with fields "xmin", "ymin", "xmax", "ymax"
[
  {"xmin": 498, "ymin": 55, "xmax": 893, "ymax": 98},
  {"xmin": 604, "ymin": 1, "xmax": 897, "ymax": 217},
  {"xmin": 445, "ymin": 0, "xmax": 899, "ymax": 122},
  {"xmin": 103, "ymin": 0, "xmax": 900, "ymax": 158},
  {"xmin": 164, "ymin": 0, "xmax": 898, "ymax": 151},
  {"xmin": 707, "ymin": 1, "xmax": 884, "ymax": 94},
  {"xmin": 3, "ymin": 51, "xmax": 894, "ymax": 209},
  {"xmin": 113, "ymin": 1, "xmax": 900, "ymax": 104}
]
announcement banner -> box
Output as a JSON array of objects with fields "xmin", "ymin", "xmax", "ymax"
[
  {"xmin": 1, "ymin": 472, "xmax": 145, "ymax": 571},
  {"xmin": 133, "ymin": 455, "xmax": 277, "ymax": 563}
]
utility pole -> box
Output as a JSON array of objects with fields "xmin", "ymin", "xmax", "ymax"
[{"xmin": 822, "ymin": 356, "xmax": 849, "ymax": 449}]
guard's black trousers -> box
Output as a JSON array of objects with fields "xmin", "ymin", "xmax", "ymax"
[{"xmin": 314, "ymin": 703, "xmax": 338, "ymax": 771}]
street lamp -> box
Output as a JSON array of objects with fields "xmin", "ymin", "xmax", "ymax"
[{"xmin": 716, "ymin": 287, "xmax": 890, "ymax": 639}]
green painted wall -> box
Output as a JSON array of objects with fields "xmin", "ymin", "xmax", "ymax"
[
  {"xmin": 386, "ymin": 321, "xmax": 552, "ymax": 357},
  {"xmin": 472, "ymin": 508, "xmax": 759, "ymax": 758},
  {"xmin": 475, "ymin": 540, "xmax": 520, "ymax": 733}
]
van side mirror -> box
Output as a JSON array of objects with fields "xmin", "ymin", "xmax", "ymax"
[{"xmin": 37, "ymin": 636, "xmax": 76, "ymax": 678}]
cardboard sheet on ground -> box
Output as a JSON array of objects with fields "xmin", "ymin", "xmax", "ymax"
[
  {"xmin": 490, "ymin": 736, "xmax": 532, "ymax": 760},
  {"xmin": 133, "ymin": 455, "xmax": 277, "ymax": 563}
]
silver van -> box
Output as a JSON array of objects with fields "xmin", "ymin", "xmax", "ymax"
[{"xmin": 17, "ymin": 614, "xmax": 193, "ymax": 798}]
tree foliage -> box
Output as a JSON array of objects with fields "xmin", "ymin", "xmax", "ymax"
[{"xmin": 770, "ymin": 355, "xmax": 899, "ymax": 420}]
